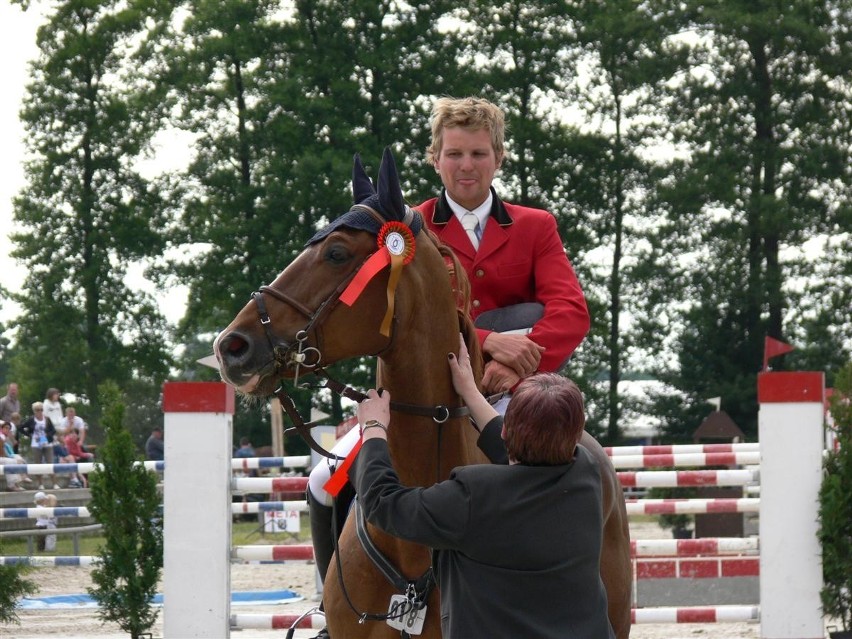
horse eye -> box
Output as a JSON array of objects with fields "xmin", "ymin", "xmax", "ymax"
[{"xmin": 325, "ymin": 244, "xmax": 351, "ymax": 265}]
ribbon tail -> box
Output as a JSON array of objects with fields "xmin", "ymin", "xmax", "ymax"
[
  {"xmin": 380, "ymin": 252, "xmax": 404, "ymax": 337},
  {"xmin": 340, "ymin": 249, "xmax": 391, "ymax": 307},
  {"xmin": 323, "ymin": 437, "xmax": 364, "ymax": 498}
]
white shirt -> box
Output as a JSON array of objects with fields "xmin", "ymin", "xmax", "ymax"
[
  {"xmin": 43, "ymin": 399, "xmax": 64, "ymax": 426},
  {"xmin": 56, "ymin": 415, "xmax": 86, "ymax": 437},
  {"xmin": 446, "ymin": 191, "xmax": 491, "ymax": 236}
]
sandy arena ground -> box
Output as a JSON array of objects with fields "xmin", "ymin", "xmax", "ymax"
[{"xmin": 5, "ymin": 522, "xmax": 773, "ymax": 638}]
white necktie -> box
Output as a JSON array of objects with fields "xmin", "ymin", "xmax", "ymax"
[{"xmin": 461, "ymin": 212, "xmax": 482, "ymax": 250}]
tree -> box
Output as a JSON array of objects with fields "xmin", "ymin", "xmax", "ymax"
[
  {"xmin": 87, "ymin": 382, "xmax": 162, "ymax": 639},
  {"xmin": 8, "ymin": 0, "xmax": 173, "ymax": 417},
  {"xmin": 819, "ymin": 360, "xmax": 852, "ymax": 633},
  {"xmin": 0, "ymin": 556, "xmax": 36, "ymax": 626},
  {"xmin": 640, "ymin": 0, "xmax": 852, "ymax": 438}
]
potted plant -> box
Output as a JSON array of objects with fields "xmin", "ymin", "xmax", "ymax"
[{"xmin": 819, "ymin": 361, "xmax": 852, "ymax": 638}]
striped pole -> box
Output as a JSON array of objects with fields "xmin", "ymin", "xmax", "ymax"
[
  {"xmin": 232, "ymin": 476, "xmax": 309, "ymax": 493},
  {"xmin": 631, "ymin": 605, "xmax": 760, "ymax": 624},
  {"xmin": 0, "ymin": 506, "xmax": 91, "ymax": 519},
  {"xmin": 231, "ymin": 545, "xmax": 314, "ymax": 562},
  {"xmin": 0, "ymin": 556, "xmax": 98, "ymax": 566},
  {"xmin": 606, "ymin": 443, "xmax": 760, "ymax": 456},
  {"xmin": 231, "ymin": 456, "xmax": 311, "ymax": 471},
  {"xmin": 0, "ymin": 460, "xmax": 163, "ymax": 476},
  {"xmin": 631, "ymin": 537, "xmax": 758, "ymax": 557},
  {"xmin": 757, "ymin": 372, "xmax": 824, "ymax": 639},
  {"xmin": 230, "ymin": 613, "xmax": 326, "ymax": 631},
  {"xmin": 625, "ymin": 497, "xmax": 759, "ymax": 516},
  {"xmin": 163, "ymin": 382, "xmax": 234, "ymax": 639},
  {"xmin": 610, "ymin": 451, "xmax": 760, "ymax": 469},
  {"xmin": 617, "ymin": 468, "xmax": 758, "ymax": 488}
]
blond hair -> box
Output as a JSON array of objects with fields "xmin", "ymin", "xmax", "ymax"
[{"xmin": 426, "ymin": 97, "xmax": 506, "ymax": 167}]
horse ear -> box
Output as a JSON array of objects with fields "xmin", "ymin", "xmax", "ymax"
[
  {"xmin": 352, "ymin": 153, "xmax": 375, "ymax": 204},
  {"xmin": 376, "ymin": 147, "xmax": 405, "ymax": 219}
]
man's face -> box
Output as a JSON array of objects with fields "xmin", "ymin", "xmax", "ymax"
[
  {"xmin": 434, "ymin": 127, "xmax": 502, "ymax": 211},
  {"xmin": 8, "ymin": 384, "xmax": 18, "ymax": 399}
]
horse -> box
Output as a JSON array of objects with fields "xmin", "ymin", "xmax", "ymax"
[{"xmin": 214, "ymin": 148, "xmax": 632, "ymax": 639}]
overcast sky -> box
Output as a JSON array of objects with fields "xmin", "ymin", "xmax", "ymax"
[
  {"xmin": 0, "ymin": 3, "xmax": 44, "ymax": 324},
  {"xmin": 0, "ymin": 2, "xmax": 192, "ymax": 328}
]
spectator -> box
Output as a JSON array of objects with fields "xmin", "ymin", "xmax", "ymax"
[
  {"xmin": 43, "ymin": 388, "xmax": 64, "ymax": 427},
  {"xmin": 8, "ymin": 411, "xmax": 22, "ymax": 454},
  {"xmin": 34, "ymin": 491, "xmax": 58, "ymax": 552},
  {"xmin": 353, "ymin": 340, "xmax": 613, "ymax": 638},
  {"xmin": 235, "ymin": 436, "xmax": 255, "ymax": 458},
  {"xmin": 145, "ymin": 427, "xmax": 164, "ymax": 461},
  {"xmin": 65, "ymin": 429, "xmax": 93, "ymax": 488},
  {"xmin": 56, "ymin": 406, "xmax": 87, "ymax": 446},
  {"xmin": 306, "ymin": 99, "xmax": 591, "ymax": 629},
  {"xmin": 19, "ymin": 402, "xmax": 59, "ymax": 490},
  {"xmin": 0, "ymin": 382, "xmax": 21, "ymax": 423},
  {"xmin": 1, "ymin": 421, "xmax": 33, "ymax": 491}
]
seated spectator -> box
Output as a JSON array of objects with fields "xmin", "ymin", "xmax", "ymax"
[
  {"xmin": 1, "ymin": 421, "xmax": 33, "ymax": 491},
  {"xmin": 65, "ymin": 429, "xmax": 93, "ymax": 488},
  {"xmin": 145, "ymin": 427, "xmax": 164, "ymax": 461},
  {"xmin": 56, "ymin": 406, "xmax": 88, "ymax": 446}
]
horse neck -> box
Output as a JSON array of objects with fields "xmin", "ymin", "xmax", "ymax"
[{"xmin": 377, "ymin": 312, "xmax": 480, "ymax": 487}]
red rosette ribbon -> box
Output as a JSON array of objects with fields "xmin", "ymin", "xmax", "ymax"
[{"xmin": 339, "ymin": 221, "xmax": 416, "ymax": 337}]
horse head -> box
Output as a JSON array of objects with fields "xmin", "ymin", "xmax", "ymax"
[{"xmin": 215, "ymin": 148, "xmax": 434, "ymax": 398}]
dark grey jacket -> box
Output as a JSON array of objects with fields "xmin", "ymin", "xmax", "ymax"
[{"xmin": 354, "ymin": 418, "xmax": 614, "ymax": 639}]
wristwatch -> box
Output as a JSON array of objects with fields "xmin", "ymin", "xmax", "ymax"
[{"xmin": 363, "ymin": 419, "xmax": 387, "ymax": 433}]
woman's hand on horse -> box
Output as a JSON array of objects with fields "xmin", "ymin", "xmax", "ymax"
[
  {"xmin": 482, "ymin": 332, "xmax": 544, "ymax": 378},
  {"xmin": 448, "ymin": 336, "xmax": 479, "ymax": 400},
  {"xmin": 358, "ymin": 389, "xmax": 391, "ymax": 441},
  {"xmin": 449, "ymin": 335, "xmax": 499, "ymax": 428}
]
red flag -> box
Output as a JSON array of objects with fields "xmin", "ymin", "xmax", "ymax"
[{"xmin": 763, "ymin": 336, "xmax": 795, "ymax": 371}]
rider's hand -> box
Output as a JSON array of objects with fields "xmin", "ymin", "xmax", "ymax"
[
  {"xmin": 358, "ymin": 389, "xmax": 391, "ymax": 441},
  {"xmin": 481, "ymin": 360, "xmax": 521, "ymax": 394},
  {"xmin": 482, "ymin": 332, "xmax": 545, "ymax": 378}
]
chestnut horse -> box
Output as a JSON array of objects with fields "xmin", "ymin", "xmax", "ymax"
[{"xmin": 214, "ymin": 149, "xmax": 632, "ymax": 639}]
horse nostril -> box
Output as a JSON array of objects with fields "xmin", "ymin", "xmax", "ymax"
[{"xmin": 219, "ymin": 332, "xmax": 251, "ymax": 363}]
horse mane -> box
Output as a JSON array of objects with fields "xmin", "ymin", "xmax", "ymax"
[{"xmin": 420, "ymin": 227, "xmax": 484, "ymax": 386}]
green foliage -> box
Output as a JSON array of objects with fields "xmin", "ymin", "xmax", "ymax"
[
  {"xmin": 0, "ymin": 556, "xmax": 37, "ymax": 626},
  {"xmin": 8, "ymin": 0, "xmax": 174, "ymax": 416},
  {"xmin": 819, "ymin": 361, "xmax": 852, "ymax": 631},
  {"xmin": 87, "ymin": 382, "xmax": 163, "ymax": 639},
  {"xmin": 3, "ymin": 0, "xmax": 851, "ymax": 448}
]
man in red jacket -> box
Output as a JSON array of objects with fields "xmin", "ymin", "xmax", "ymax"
[
  {"xmin": 307, "ymin": 98, "xmax": 590, "ymax": 639},
  {"xmin": 418, "ymin": 96, "xmax": 589, "ymax": 393}
]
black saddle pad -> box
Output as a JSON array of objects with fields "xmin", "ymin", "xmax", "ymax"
[{"xmin": 474, "ymin": 303, "xmax": 544, "ymax": 333}]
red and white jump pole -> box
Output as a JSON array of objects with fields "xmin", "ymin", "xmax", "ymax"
[
  {"xmin": 757, "ymin": 371, "xmax": 824, "ymax": 639},
  {"xmin": 162, "ymin": 382, "xmax": 235, "ymax": 639}
]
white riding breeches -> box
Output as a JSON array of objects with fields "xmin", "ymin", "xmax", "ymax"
[{"xmin": 307, "ymin": 426, "xmax": 361, "ymax": 507}]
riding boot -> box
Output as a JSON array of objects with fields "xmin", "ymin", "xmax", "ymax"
[
  {"xmin": 308, "ymin": 483, "xmax": 355, "ymax": 639},
  {"xmin": 309, "ymin": 497, "xmax": 337, "ymax": 585}
]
